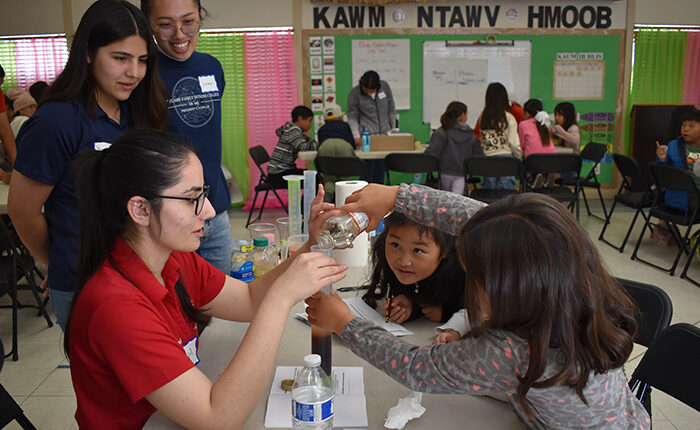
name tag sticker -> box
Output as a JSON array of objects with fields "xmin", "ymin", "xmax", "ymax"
[
  {"xmin": 182, "ymin": 336, "xmax": 200, "ymax": 365},
  {"xmin": 378, "ymin": 91, "xmax": 386, "ymax": 100},
  {"xmin": 198, "ymin": 75, "xmax": 219, "ymax": 93},
  {"xmin": 94, "ymin": 142, "xmax": 111, "ymax": 151}
]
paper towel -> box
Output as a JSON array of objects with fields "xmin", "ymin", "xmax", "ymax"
[{"xmin": 334, "ymin": 180, "xmax": 369, "ymax": 267}]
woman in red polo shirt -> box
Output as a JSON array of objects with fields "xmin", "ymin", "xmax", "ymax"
[{"xmin": 66, "ymin": 128, "xmax": 346, "ymax": 429}]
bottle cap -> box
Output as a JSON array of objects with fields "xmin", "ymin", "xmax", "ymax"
[
  {"xmin": 304, "ymin": 354, "xmax": 321, "ymax": 367},
  {"xmin": 281, "ymin": 379, "xmax": 294, "ymax": 391},
  {"xmin": 253, "ymin": 237, "xmax": 269, "ymax": 247}
]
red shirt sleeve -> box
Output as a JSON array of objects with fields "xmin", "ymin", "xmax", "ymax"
[
  {"xmin": 510, "ymin": 101, "xmax": 525, "ymax": 123},
  {"xmin": 0, "ymin": 89, "xmax": 6, "ymax": 113}
]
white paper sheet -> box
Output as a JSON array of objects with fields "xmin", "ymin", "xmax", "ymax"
[
  {"xmin": 295, "ymin": 296, "xmax": 414, "ymax": 337},
  {"xmin": 264, "ymin": 366, "xmax": 368, "ymax": 428}
]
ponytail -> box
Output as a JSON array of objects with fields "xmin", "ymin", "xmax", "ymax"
[
  {"xmin": 524, "ymin": 99, "xmax": 552, "ymax": 147},
  {"xmin": 440, "ymin": 101, "xmax": 467, "ymax": 129}
]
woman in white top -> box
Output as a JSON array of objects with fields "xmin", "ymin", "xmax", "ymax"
[{"xmin": 476, "ymin": 83, "xmax": 521, "ymax": 190}]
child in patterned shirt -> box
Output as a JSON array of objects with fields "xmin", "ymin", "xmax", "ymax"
[{"xmin": 306, "ymin": 183, "xmax": 648, "ymax": 429}]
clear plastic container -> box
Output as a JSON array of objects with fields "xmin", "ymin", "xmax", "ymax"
[
  {"xmin": 252, "ymin": 237, "xmax": 276, "ymax": 278},
  {"xmin": 316, "ymin": 212, "xmax": 369, "ymax": 249},
  {"xmin": 291, "ymin": 354, "xmax": 334, "ymax": 430},
  {"xmin": 230, "ymin": 239, "xmax": 254, "ymax": 283}
]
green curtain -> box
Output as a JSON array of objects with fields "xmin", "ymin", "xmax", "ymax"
[
  {"xmin": 627, "ymin": 29, "xmax": 687, "ymax": 152},
  {"xmin": 0, "ymin": 40, "xmax": 17, "ymax": 92},
  {"xmin": 198, "ymin": 33, "xmax": 248, "ymax": 206}
]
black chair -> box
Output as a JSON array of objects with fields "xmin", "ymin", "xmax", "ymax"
[
  {"xmin": 524, "ymin": 153, "xmax": 582, "ymax": 219},
  {"xmin": 0, "ymin": 339, "xmax": 37, "ymax": 429},
  {"xmin": 0, "ymin": 218, "xmax": 53, "ymax": 361},
  {"xmin": 599, "ymin": 154, "xmax": 655, "ymax": 253},
  {"xmin": 384, "ymin": 153, "xmax": 440, "ymax": 188},
  {"xmin": 463, "ymin": 156, "xmax": 522, "ymax": 203},
  {"xmin": 558, "ymin": 142, "xmax": 609, "ymax": 220},
  {"xmin": 246, "ymin": 145, "xmax": 288, "ymax": 227},
  {"xmin": 616, "ymin": 278, "xmax": 672, "ymax": 348},
  {"xmin": 631, "ymin": 163, "xmax": 700, "ymax": 276},
  {"xmin": 315, "ymin": 156, "xmax": 368, "ymax": 202},
  {"xmin": 628, "ymin": 323, "xmax": 700, "ymax": 418}
]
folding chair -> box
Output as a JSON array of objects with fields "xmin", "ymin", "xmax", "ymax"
[
  {"xmin": 558, "ymin": 142, "xmax": 609, "ymax": 220},
  {"xmin": 314, "ymin": 156, "xmax": 368, "ymax": 203},
  {"xmin": 599, "ymin": 154, "xmax": 655, "ymax": 253},
  {"xmin": 463, "ymin": 156, "xmax": 522, "ymax": 203},
  {"xmin": 628, "ymin": 323, "xmax": 700, "ymax": 418},
  {"xmin": 524, "ymin": 153, "xmax": 582, "ymax": 219},
  {"xmin": 384, "ymin": 153, "xmax": 440, "ymax": 188},
  {"xmin": 247, "ymin": 145, "xmax": 288, "ymax": 227},
  {"xmin": 631, "ymin": 163, "xmax": 700, "ymax": 276},
  {"xmin": 616, "ymin": 278, "xmax": 672, "ymax": 348},
  {"xmin": 0, "ymin": 340, "xmax": 37, "ymax": 429},
  {"xmin": 0, "ymin": 218, "xmax": 53, "ymax": 361}
]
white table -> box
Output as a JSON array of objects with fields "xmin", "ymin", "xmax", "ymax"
[
  {"xmin": 298, "ymin": 147, "xmax": 426, "ymax": 170},
  {"xmin": 145, "ymin": 267, "xmax": 525, "ymax": 430}
]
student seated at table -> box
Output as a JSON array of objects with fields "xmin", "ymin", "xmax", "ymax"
[
  {"xmin": 551, "ymin": 101, "xmax": 581, "ymax": 152},
  {"xmin": 425, "ymin": 101, "xmax": 483, "ymax": 195},
  {"xmin": 655, "ymin": 108, "xmax": 700, "ymax": 211},
  {"xmin": 362, "ymin": 206, "xmax": 480, "ymax": 325},
  {"xmin": 66, "ymin": 129, "xmax": 346, "ymax": 429},
  {"xmin": 317, "ymin": 102, "xmax": 355, "ymax": 148},
  {"xmin": 267, "ymin": 105, "xmax": 318, "ymax": 187},
  {"xmin": 306, "ymin": 183, "xmax": 649, "ymax": 429}
]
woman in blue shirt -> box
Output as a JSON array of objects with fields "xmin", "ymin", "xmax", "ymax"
[{"xmin": 7, "ymin": 0, "xmax": 168, "ymax": 331}]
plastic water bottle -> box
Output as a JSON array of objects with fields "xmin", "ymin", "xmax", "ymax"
[
  {"xmin": 252, "ymin": 237, "xmax": 276, "ymax": 278},
  {"xmin": 291, "ymin": 354, "xmax": 333, "ymax": 430},
  {"xmin": 316, "ymin": 211, "xmax": 370, "ymax": 249},
  {"xmin": 230, "ymin": 239, "xmax": 254, "ymax": 283},
  {"xmin": 361, "ymin": 130, "xmax": 370, "ymax": 152}
]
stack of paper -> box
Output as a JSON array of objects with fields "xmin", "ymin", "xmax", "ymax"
[
  {"xmin": 264, "ymin": 366, "xmax": 368, "ymax": 428},
  {"xmin": 295, "ymin": 296, "xmax": 414, "ymax": 337}
]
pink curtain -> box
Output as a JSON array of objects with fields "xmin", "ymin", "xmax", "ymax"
[
  {"xmin": 682, "ymin": 32, "xmax": 700, "ymax": 107},
  {"xmin": 13, "ymin": 37, "xmax": 68, "ymax": 90},
  {"xmin": 243, "ymin": 30, "xmax": 298, "ymax": 210}
]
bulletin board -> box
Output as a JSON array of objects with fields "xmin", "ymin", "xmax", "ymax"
[{"xmin": 302, "ymin": 30, "xmax": 624, "ymax": 184}]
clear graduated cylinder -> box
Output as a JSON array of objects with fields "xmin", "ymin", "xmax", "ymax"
[
  {"xmin": 316, "ymin": 212, "xmax": 369, "ymax": 249},
  {"xmin": 291, "ymin": 354, "xmax": 333, "ymax": 430}
]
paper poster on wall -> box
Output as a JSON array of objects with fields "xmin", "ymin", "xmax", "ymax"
[
  {"xmin": 309, "ymin": 37, "xmax": 322, "ymax": 55},
  {"xmin": 310, "ymin": 56, "xmax": 322, "ymax": 75},
  {"xmin": 324, "ymin": 75, "xmax": 336, "ymax": 93},
  {"xmin": 311, "ymin": 95, "xmax": 323, "ymax": 112},
  {"xmin": 553, "ymin": 61, "xmax": 605, "ymax": 100},
  {"xmin": 325, "ymin": 93, "xmax": 336, "ymax": 104},
  {"xmin": 323, "ymin": 56, "xmax": 336, "ymax": 74},
  {"xmin": 310, "ymin": 75, "xmax": 323, "ymax": 95},
  {"xmin": 323, "ymin": 36, "xmax": 335, "ymax": 55},
  {"xmin": 352, "ymin": 39, "xmax": 410, "ymax": 110}
]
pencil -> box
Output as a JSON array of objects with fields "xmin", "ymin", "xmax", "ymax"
[{"xmin": 385, "ymin": 288, "xmax": 392, "ymax": 323}]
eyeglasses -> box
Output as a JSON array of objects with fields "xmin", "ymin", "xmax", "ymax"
[
  {"xmin": 154, "ymin": 185, "xmax": 210, "ymax": 215},
  {"xmin": 153, "ymin": 20, "xmax": 201, "ymax": 41}
]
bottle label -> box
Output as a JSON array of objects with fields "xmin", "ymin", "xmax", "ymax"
[
  {"xmin": 292, "ymin": 397, "xmax": 334, "ymax": 423},
  {"xmin": 348, "ymin": 212, "xmax": 370, "ymax": 233}
]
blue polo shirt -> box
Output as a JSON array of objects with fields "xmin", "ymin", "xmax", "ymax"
[
  {"xmin": 14, "ymin": 100, "xmax": 132, "ymax": 292},
  {"xmin": 157, "ymin": 51, "xmax": 231, "ymax": 214}
]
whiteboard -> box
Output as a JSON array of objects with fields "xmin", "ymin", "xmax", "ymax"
[
  {"xmin": 352, "ymin": 39, "xmax": 410, "ymax": 110},
  {"xmin": 423, "ymin": 41, "xmax": 531, "ymax": 129}
]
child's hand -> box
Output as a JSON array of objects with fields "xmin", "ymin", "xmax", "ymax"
[
  {"xmin": 383, "ymin": 294, "xmax": 413, "ymax": 324},
  {"xmin": 307, "ymin": 185, "xmax": 341, "ymax": 245},
  {"xmin": 273, "ymin": 253, "xmax": 347, "ymax": 306},
  {"xmin": 339, "ymin": 184, "xmax": 399, "ymax": 231},
  {"xmin": 656, "ymin": 141, "xmax": 668, "ymax": 162},
  {"xmin": 421, "ymin": 304, "xmax": 442, "ymax": 323},
  {"xmin": 433, "ymin": 329, "xmax": 460, "ymax": 345},
  {"xmin": 306, "ymin": 290, "xmax": 354, "ymax": 336}
]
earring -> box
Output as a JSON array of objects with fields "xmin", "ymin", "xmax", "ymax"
[{"xmin": 414, "ymin": 282, "xmax": 420, "ymax": 294}]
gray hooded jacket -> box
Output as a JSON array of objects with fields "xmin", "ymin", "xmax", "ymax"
[{"xmin": 347, "ymin": 80, "xmax": 397, "ymax": 138}]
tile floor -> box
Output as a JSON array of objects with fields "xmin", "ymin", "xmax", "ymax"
[{"xmin": 1, "ymin": 202, "xmax": 699, "ymax": 430}]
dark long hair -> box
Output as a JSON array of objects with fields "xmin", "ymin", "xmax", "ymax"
[
  {"xmin": 141, "ymin": 0, "xmax": 208, "ymax": 22},
  {"xmin": 554, "ymin": 102, "xmax": 577, "ymax": 130},
  {"xmin": 440, "ymin": 101, "xmax": 467, "ymax": 129},
  {"xmin": 64, "ymin": 129, "xmax": 210, "ymax": 357},
  {"xmin": 456, "ymin": 193, "xmax": 636, "ymax": 417},
  {"xmin": 363, "ymin": 212, "xmax": 460, "ymax": 308},
  {"xmin": 43, "ymin": 0, "xmax": 167, "ymax": 129},
  {"xmin": 479, "ymin": 82, "xmax": 509, "ymax": 130},
  {"xmin": 523, "ymin": 99, "xmax": 551, "ymax": 147}
]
